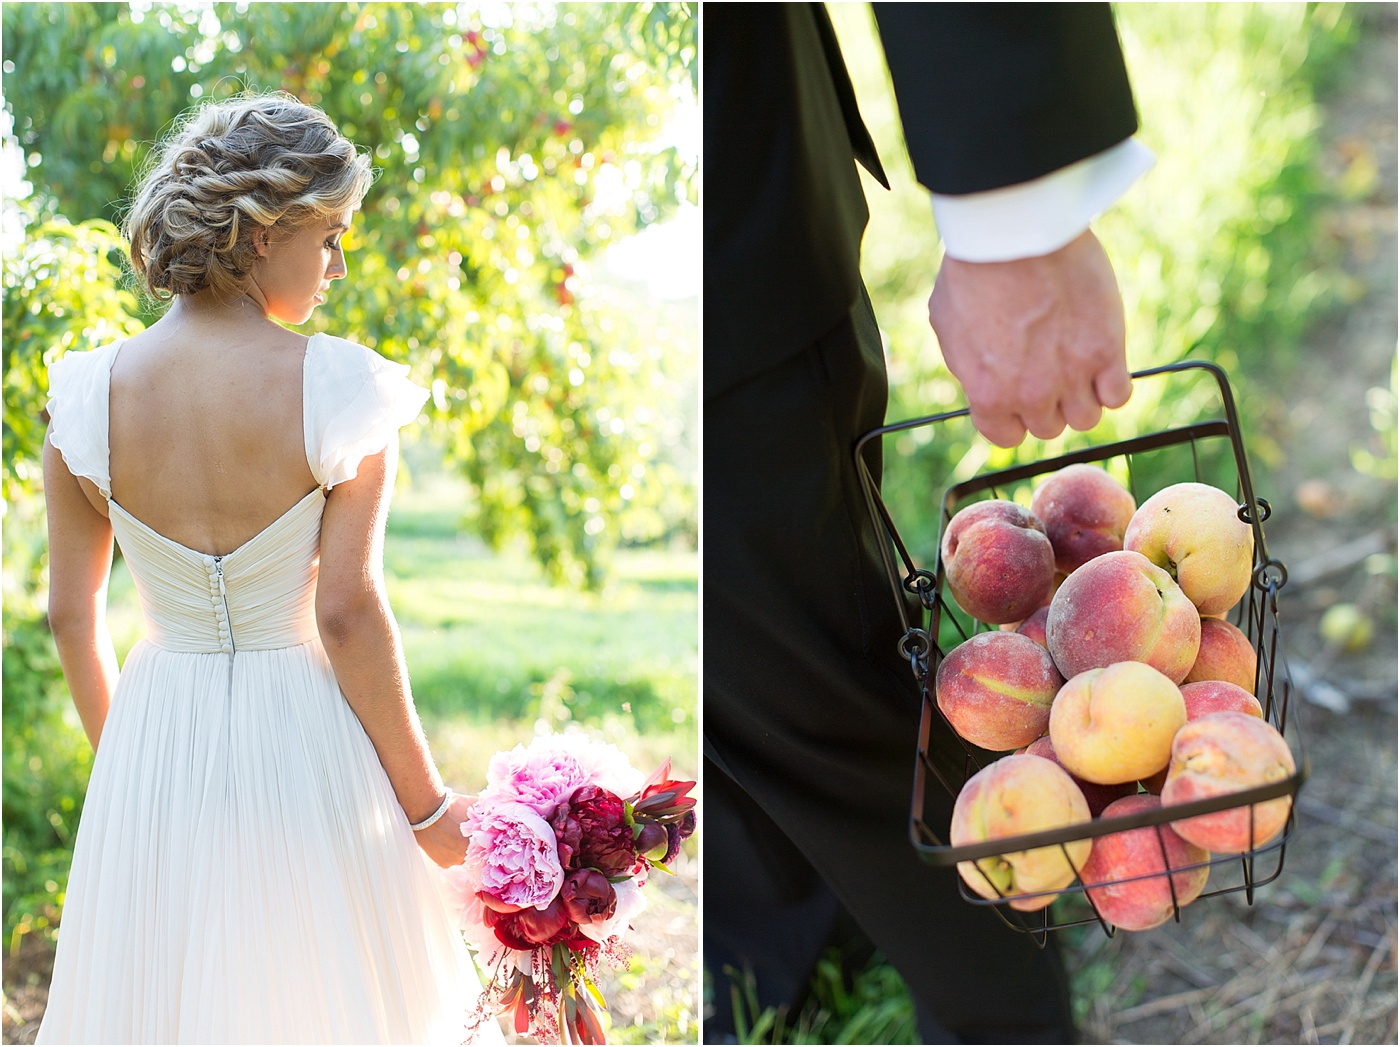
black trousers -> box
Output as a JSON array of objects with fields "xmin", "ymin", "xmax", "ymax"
[{"xmin": 703, "ymin": 290, "xmax": 1074, "ymax": 1044}]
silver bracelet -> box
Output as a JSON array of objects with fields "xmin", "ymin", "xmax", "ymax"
[{"xmin": 409, "ymin": 789, "xmax": 454, "ymax": 831}]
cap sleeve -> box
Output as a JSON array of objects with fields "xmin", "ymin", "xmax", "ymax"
[
  {"xmin": 303, "ymin": 333, "xmax": 430, "ymax": 490},
  {"xmin": 45, "ymin": 342, "xmax": 122, "ymax": 499}
]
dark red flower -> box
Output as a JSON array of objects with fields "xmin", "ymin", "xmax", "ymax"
[
  {"xmin": 634, "ymin": 821, "xmax": 669, "ymax": 861},
  {"xmin": 549, "ymin": 803, "xmax": 584, "ymax": 872},
  {"xmin": 628, "ymin": 759, "xmax": 698, "ymax": 821},
  {"xmin": 572, "ymin": 785, "xmax": 643, "ymax": 877},
  {"xmin": 560, "ymin": 868, "xmax": 617, "ymax": 925},
  {"xmin": 663, "ymin": 809, "xmax": 698, "ymax": 865},
  {"xmin": 482, "ymin": 896, "xmax": 574, "ymax": 949}
]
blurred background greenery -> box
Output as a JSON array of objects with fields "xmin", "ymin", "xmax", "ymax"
[
  {"xmin": 2, "ymin": 3, "xmax": 697, "ymax": 1042},
  {"xmin": 718, "ymin": 2, "xmax": 1395, "ymax": 1042}
]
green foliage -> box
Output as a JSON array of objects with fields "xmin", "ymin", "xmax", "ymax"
[
  {"xmin": 2, "ymin": 207, "xmax": 146, "ymax": 503},
  {"xmin": 830, "ymin": 3, "xmax": 1360, "ymax": 563},
  {"xmin": 725, "ymin": 951, "xmax": 918, "ymax": 1045},
  {"xmin": 2, "ymin": 602, "xmax": 94, "ymax": 951},
  {"xmin": 2, "ymin": 0, "xmax": 697, "ymax": 585}
]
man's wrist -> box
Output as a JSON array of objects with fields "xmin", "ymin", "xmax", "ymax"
[{"xmin": 931, "ymin": 138, "xmax": 1155, "ymax": 263}]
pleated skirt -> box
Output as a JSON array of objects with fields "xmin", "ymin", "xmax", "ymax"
[{"xmin": 37, "ymin": 638, "xmax": 499, "ymax": 1045}]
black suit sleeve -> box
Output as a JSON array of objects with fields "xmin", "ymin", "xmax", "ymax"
[{"xmin": 872, "ymin": 3, "xmax": 1139, "ymax": 195}]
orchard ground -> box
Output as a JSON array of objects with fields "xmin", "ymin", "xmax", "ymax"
[{"xmin": 1067, "ymin": 11, "xmax": 1397, "ymax": 1043}]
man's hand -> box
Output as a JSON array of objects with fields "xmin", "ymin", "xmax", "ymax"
[{"xmin": 928, "ymin": 228, "xmax": 1133, "ymax": 448}]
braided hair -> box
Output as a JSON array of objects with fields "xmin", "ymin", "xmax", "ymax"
[{"xmin": 124, "ymin": 92, "xmax": 373, "ymax": 302}]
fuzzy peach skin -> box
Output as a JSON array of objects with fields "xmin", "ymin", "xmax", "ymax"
[
  {"xmin": 941, "ymin": 499, "xmax": 1056, "ymax": 625},
  {"xmin": 1180, "ymin": 680, "xmax": 1263, "ymax": 721},
  {"xmin": 1046, "ymin": 550, "xmax": 1201, "ymax": 683},
  {"xmin": 936, "ymin": 632, "xmax": 1065, "ymax": 751},
  {"xmin": 1162, "ymin": 711, "xmax": 1296, "ymax": 853},
  {"xmin": 1183, "ymin": 617, "xmax": 1258, "ymax": 691},
  {"xmin": 950, "ymin": 754, "xmax": 1093, "ymax": 912},
  {"xmin": 1123, "ymin": 482, "xmax": 1255, "ymax": 616},
  {"xmin": 1048, "ymin": 661, "xmax": 1188, "ymax": 785},
  {"xmin": 1079, "ymin": 794, "xmax": 1210, "ymax": 931},
  {"xmin": 1030, "ymin": 463, "xmax": 1138, "ymax": 574},
  {"xmin": 1018, "ymin": 734, "xmax": 1137, "ymax": 816},
  {"xmin": 1014, "ymin": 605, "xmax": 1051, "ymax": 648}
]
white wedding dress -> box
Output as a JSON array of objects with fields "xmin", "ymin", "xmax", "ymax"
[{"xmin": 38, "ymin": 334, "xmax": 504, "ymax": 1045}]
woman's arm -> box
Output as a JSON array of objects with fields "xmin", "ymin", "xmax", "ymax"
[
  {"xmin": 315, "ymin": 436, "xmax": 471, "ymax": 868},
  {"xmin": 43, "ymin": 434, "xmax": 120, "ymax": 751}
]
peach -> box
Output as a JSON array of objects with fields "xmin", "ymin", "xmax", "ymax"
[
  {"xmin": 1124, "ymin": 482, "xmax": 1255, "ymax": 616},
  {"xmin": 941, "ymin": 500, "xmax": 1056, "ymax": 625},
  {"xmin": 935, "ymin": 632, "xmax": 1064, "ymax": 751},
  {"xmin": 1046, "ymin": 550, "xmax": 1202, "ymax": 683},
  {"xmin": 1079, "ymin": 794, "xmax": 1210, "ymax": 931},
  {"xmin": 950, "ymin": 754, "xmax": 1093, "ymax": 911},
  {"xmin": 1162, "ymin": 711, "xmax": 1296, "ymax": 853},
  {"xmin": 1183, "ymin": 617, "xmax": 1258, "ymax": 691},
  {"xmin": 1048, "ymin": 661, "xmax": 1187, "ymax": 785},
  {"xmin": 1018, "ymin": 734, "xmax": 1137, "ymax": 816},
  {"xmin": 1030, "ymin": 463, "xmax": 1138, "ymax": 574},
  {"xmin": 1180, "ymin": 680, "xmax": 1263, "ymax": 720},
  {"xmin": 1015, "ymin": 606, "xmax": 1051, "ymax": 648}
]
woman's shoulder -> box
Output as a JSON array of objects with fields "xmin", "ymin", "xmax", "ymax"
[
  {"xmin": 303, "ymin": 333, "xmax": 429, "ymax": 490},
  {"xmin": 46, "ymin": 340, "xmax": 127, "ymax": 496}
]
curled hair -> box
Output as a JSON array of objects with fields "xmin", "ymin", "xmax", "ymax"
[{"xmin": 123, "ymin": 91, "xmax": 374, "ymax": 302}]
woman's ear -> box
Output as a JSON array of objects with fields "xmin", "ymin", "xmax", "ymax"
[{"xmin": 253, "ymin": 225, "xmax": 272, "ymax": 258}]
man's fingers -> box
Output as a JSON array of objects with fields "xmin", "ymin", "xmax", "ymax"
[
  {"xmin": 1060, "ymin": 388, "xmax": 1104, "ymax": 433},
  {"xmin": 969, "ymin": 408, "xmax": 1027, "ymax": 449},
  {"xmin": 1094, "ymin": 365, "xmax": 1134, "ymax": 410},
  {"xmin": 1021, "ymin": 404, "xmax": 1068, "ymax": 442}
]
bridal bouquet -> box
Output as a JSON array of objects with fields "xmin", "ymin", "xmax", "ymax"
[{"xmin": 445, "ymin": 732, "xmax": 697, "ymax": 1044}]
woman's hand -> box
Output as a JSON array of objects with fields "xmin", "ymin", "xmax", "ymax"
[{"xmin": 413, "ymin": 793, "xmax": 478, "ymax": 869}]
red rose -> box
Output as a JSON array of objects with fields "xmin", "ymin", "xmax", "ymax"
[{"xmin": 571, "ymin": 785, "xmax": 643, "ymax": 877}]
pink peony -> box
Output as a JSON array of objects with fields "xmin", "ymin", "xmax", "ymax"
[
  {"xmin": 464, "ymin": 802, "xmax": 565, "ymax": 911},
  {"xmin": 481, "ymin": 744, "xmax": 592, "ymax": 817}
]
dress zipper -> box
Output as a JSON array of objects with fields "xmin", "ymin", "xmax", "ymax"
[{"xmin": 214, "ymin": 555, "xmax": 236, "ymax": 704}]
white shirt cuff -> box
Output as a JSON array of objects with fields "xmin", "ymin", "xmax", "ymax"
[{"xmin": 931, "ymin": 138, "xmax": 1156, "ymax": 263}]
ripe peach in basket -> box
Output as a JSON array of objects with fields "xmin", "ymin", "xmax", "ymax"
[
  {"xmin": 1030, "ymin": 463, "xmax": 1138, "ymax": 574},
  {"xmin": 1162, "ymin": 711, "xmax": 1296, "ymax": 853},
  {"xmin": 1079, "ymin": 794, "xmax": 1210, "ymax": 932},
  {"xmin": 1124, "ymin": 482, "xmax": 1255, "ymax": 617},
  {"xmin": 935, "ymin": 632, "xmax": 1064, "ymax": 751},
  {"xmin": 1183, "ymin": 617, "xmax": 1258, "ymax": 691},
  {"xmin": 950, "ymin": 754, "xmax": 1092, "ymax": 912},
  {"xmin": 941, "ymin": 499, "xmax": 1056, "ymax": 625},
  {"xmin": 1046, "ymin": 550, "xmax": 1201, "ymax": 683},
  {"xmin": 1048, "ymin": 660, "xmax": 1187, "ymax": 785},
  {"xmin": 1180, "ymin": 680, "xmax": 1263, "ymax": 721},
  {"xmin": 1018, "ymin": 734, "xmax": 1137, "ymax": 817}
]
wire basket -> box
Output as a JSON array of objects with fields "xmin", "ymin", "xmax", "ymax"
[{"xmin": 854, "ymin": 361, "xmax": 1309, "ymax": 939}]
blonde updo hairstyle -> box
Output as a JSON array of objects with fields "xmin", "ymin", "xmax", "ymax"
[{"xmin": 124, "ymin": 92, "xmax": 373, "ymax": 302}]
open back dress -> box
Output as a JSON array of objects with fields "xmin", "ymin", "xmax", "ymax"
[{"xmin": 38, "ymin": 334, "xmax": 501, "ymax": 1045}]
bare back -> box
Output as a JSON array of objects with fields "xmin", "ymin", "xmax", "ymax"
[{"xmin": 106, "ymin": 309, "xmax": 319, "ymax": 556}]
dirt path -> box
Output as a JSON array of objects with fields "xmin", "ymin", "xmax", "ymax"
[{"xmin": 1069, "ymin": 9, "xmax": 1398, "ymax": 1045}]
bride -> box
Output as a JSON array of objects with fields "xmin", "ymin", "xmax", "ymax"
[{"xmin": 38, "ymin": 91, "xmax": 503, "ymax": 1044}]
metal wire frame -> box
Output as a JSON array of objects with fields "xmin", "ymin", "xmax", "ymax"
[{"xmin": 853, "ymin": 361, "xmax": 1310, "ymax": 938}]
